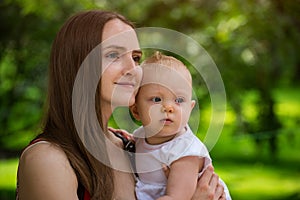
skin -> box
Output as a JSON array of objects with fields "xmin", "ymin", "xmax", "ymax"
[{"xmin": 17, "ymin": 19, "xmax": 225, "ymax": 200}]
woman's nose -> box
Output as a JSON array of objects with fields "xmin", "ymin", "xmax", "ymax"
[{"xmin": 123, "ymin": 53, "xmax": 137, "ymax": 75}]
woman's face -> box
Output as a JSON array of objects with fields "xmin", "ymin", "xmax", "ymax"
[{"xmin": 101, "ymin": 19, "xmax": 142, "ymax": 110}]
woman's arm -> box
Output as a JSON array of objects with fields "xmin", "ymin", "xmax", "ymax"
[
  {"xmin": 157, "ymin": 156, "xmax": 204, "ymax": 200},
  {"xmin": 17, "ymin": 143, "xmax": 79, "ymax": 200}
]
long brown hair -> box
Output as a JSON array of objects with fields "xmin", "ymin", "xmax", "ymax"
[{"xmin": 37, "ymin": 10, "xmax": 134, "ymax": 199}]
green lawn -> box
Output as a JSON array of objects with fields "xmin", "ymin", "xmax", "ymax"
[
  {"xmin": 2, "ymin": 130, "xmax": 300, "ymax": 200},
  {"xmin": 215, "ymin": 161, "xmax": 300, "ymax": 200},
  {"xmin": 0, "ymin": 159, "xmax": 17, "ymax": 189},
  {"xmin": 211, "ymin": 128, "xmax": 300, "ymax": 200},
  {"xmin": 0, "ymin": 159, "xmax": 18, "ymax": 199},
  {"xmin": 1, "ymin": 144, "xmax": 299, "ymax": 200}
]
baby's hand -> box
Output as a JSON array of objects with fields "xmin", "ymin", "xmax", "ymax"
[
  {"xmin": 108, "ymin": 127, "xmax": 134, "ymax": 141},
  {"xmin": 108, "ymin": 127, "xmax": 135, "ymax": 153}
]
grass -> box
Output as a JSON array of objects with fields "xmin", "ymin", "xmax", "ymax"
[
  {"xmin": 216, "ymin": 162, "xmax": 300, "ymax": 200},
  {"xmin": 2, "ymin": 137, "xmax": 299, "ymax": 200},
  {"xmin": 0, "ymin": 159, "xmax": 18, "ymax": 200},
  {"xmin": 0, "ymin": 159, "xmax": 17, "ymax": 189},
  {"xmin": 211, "ymin": 129, "xmax": 300, "ymax": 200}
]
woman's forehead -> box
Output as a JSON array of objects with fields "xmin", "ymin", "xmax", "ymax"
[{"xmin": 102, "ymin": 19, "xmax": 140, "ymax": 51}]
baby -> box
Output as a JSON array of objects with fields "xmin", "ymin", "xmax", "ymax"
[{"xmin": 130, "ymin": 51, "xmax": 231, "ymax": 200}]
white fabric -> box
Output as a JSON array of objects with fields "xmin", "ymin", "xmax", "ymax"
[{"xmin": 133, "ymin": 125, "xmax": 231, "ymax": 200}]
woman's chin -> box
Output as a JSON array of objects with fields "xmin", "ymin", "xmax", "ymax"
[{"xmin": 112, "ymin": 96, "xmax": 135, "ymax": 108}]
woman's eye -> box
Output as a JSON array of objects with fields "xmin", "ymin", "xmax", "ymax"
[
  {"xmin": 151, "ymin": 97, "xmax": 161, "ymax": 103},
  {"xmin": 175, "ymin": 97, "xmax": 184, "ymax": 104},
  {"xmin": 106, "ymin": 52, "xmax": 119, "ymax": 59}
]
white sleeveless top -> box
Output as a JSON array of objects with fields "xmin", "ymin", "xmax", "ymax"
[{"xmin": 133, "ymin": 125, "xmax": 211, "ymax": 200}]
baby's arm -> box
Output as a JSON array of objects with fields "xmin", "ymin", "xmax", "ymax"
[{"xmin": 157, "ymin": 156, "xmax": 204, "ymax": 200}]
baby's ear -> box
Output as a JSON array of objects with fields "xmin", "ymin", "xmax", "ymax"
[
  {"xmin": 191, "ymin": 100, "xmax": 196, "ymax": 109},
  {"xmin": 130, "ymin": 104, "xmax": 141, "ymax": 121}
]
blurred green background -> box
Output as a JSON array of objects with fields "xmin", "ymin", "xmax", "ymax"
[{"xmin": 0, "ymin": 0, "xmax": 299, "ymax": 199}]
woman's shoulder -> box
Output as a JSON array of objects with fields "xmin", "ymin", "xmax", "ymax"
[
  {"xmin": 20, "ymin": 141, "xmax": 67, "ymax": 165},
  {"xmin": 17, "ymin": 141, "xmax": 78, "ymax": 199},
  {"xmin": 19, "ymin": 140, "xmax": 76, "ymax": 179}
]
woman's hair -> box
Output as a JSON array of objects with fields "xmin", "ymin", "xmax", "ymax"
[{"xmin": 37, "ymin": 10, "xmax": 134, "ymax": 199}]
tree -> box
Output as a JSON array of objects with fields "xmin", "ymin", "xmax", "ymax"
[
  {"xmin": 108, "ymin": 0, "xmax": 300, "ymax": 158},
  {"xmin": 1, "ymin": 0, "xmax": 299, "ymax": 158},
  {"xmin": 0, "ymin": 0, "xmax": 89, "ymax": 152}
]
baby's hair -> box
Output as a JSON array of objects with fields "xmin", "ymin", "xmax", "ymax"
[
  {"xmin": 143, "ymin": 51, "xmax": 185, "ymax": 68},
  {"xmin": 142, "ymin": 51, "xmax": 192, "ymax": 83}
]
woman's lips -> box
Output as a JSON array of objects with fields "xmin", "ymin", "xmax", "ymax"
[{"xmin": 115, "ymin": 82, "xmax": 135, "ymax": 87}]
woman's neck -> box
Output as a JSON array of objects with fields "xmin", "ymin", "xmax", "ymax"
[{"xmin": 101, "ymin": 102, "xmax": 114, "ymax": 128}]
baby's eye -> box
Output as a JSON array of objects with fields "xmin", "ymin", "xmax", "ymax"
[
  {"xmin": 132, "ymin": 51, "xmax": 142, "ymax": 64},
  {"xmin": 132, "ymin": 55, "xmax": 141, "ymax": 63},
  {"xmin": 151, "ymin": 97, "xmax": 162, "ymax": 103},
  {"xmin": 175, "ymin": 97, "xmax": 184, "ymax": 104}
]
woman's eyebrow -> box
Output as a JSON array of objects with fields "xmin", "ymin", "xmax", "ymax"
[
  {"xmin": 102, "ymin": 45, "xmax": 126, "ymax": 51},
  {"xmin": 103, "ymin": 45, "xmax": 142, "ymax": 54}
]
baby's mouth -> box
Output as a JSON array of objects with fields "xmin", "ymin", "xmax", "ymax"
[{"xmin": 160, "ymin": 118, "xmax": 173, "ymax": 124}]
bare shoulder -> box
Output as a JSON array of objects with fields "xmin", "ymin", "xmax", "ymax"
[
  {"xmin": 20, "ymin": 141, "xmax": 67, "ymax": 163},
  {"xmin": 19, "ymin": 142, "xmax": 73, "ymax": 177},
  {"xmin": 18, "ymin": 142, "xmax": 79, "ymax": 200}
]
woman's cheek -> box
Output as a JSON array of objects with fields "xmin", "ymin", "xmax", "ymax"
[{"xmin": 135, "ymin": 66, "xmax": 143, "ymax": 86}]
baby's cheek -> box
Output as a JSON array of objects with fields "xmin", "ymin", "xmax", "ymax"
[
  {"xmin": 142, "ymin": 104, "xmax": 164, "ymax": 136},
  {"xmin": 149, "ymin": 104, "xmax": 163, "ymax": 118}
]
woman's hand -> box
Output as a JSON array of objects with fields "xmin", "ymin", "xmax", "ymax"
[{"xmin": 192, "ymin": 165, "xmax": 225, "ymax": 200}]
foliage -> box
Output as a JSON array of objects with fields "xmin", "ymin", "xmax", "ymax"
[
  {"xmin": 0, "ymin": 0, "xmax": 99, "ymax": 150},
  {"xmin": 0, "ymin": 0, "xmax": 300, "ymax": 156}
]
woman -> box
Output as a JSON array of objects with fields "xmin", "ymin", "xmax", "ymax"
[{"xmin": 16, "ymin": 10, "xmax": 225, "ymax": 200}]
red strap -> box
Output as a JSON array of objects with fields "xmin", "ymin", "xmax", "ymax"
[
  {"xmin": 29, "ymin": 138, "xmax": 44, "ymax": 145},
  {"xmin": 84, "ymin": 190, "xmax": 91, "ymax": 200}
]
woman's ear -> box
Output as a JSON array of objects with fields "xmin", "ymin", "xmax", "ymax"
[{"xmin": 130, "ymin": 104, "xmax": 141, "ymax": 121}]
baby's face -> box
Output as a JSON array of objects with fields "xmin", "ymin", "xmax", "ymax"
[{"xmin": 135, "ymin": 64, "xmax": 195, "ymax": 142}]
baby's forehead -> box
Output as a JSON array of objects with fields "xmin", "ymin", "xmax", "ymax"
[{"xmin": 141, "ymin": 82, "xmax": 190, "ymax": 97}]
